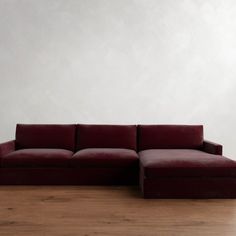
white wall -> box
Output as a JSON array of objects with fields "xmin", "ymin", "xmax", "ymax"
[{"xmin": 0, "ymin": 0, "xmax": 236, "ymax": 158}]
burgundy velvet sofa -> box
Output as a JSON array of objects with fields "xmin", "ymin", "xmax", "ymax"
[{"xmin": 0, "ymin": 123, "xmax": 236, "ymax": 198}]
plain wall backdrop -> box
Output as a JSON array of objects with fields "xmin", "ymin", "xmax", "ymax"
[{"xmin": 0, "ymin": 0, "xmax": 236, "ymax": 158}]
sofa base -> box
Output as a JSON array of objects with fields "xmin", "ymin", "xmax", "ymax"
[
  {"xmin": 141, "ymin": 177, "xmax": 236, "ymax": 198},
  {"xmin": 0, "ymin": 168, "xmax": 138, "ymax": 185}
]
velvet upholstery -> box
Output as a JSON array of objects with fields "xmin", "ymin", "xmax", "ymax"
[
  {"xmin": 139, "ymin": 149, "xmax": 236, "ymax": 178},
  {"xmin": 138, "ymin": 125, "xmax": 203, "ymax": 151},
  {"xmin": 16, "ymin": 124, "xmax": 76, "ymax": 151},
  {"xmin": 71, "ymin": 148, "xmax": 138, "ymax": 168},
  {"xmin": 140, "ymin": 177, "xmax": 236, "ymax": 199},
  {"xmin": 1, "ymin": 149, "xmax": 73, "ymax": 168},
  {"xmin": 0, "ymin": 168, "xmax": 73, "ymax": 185},
  {"xmin": 0, "ymin": 168, "xmax": 138, "ymax": 185},
  {"xmin": 0, "ymin": 140, "xmax": 15, "ymax": 158},
  {"xmin": 202, "ymin": 140, "xmax": 223, "ymax": 155},
  {"xmin": 76, "ymin": 124, "xmax": 137, "ymax": 150}
]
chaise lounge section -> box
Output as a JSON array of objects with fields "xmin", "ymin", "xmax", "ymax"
[{"xmin": 138, "ymin": 125, "xmax": 236, "ymax": 198}]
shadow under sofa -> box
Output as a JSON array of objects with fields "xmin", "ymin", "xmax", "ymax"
[{"xmin": 0, "ymin": 123, "xmax": 236, "ymax": 198}]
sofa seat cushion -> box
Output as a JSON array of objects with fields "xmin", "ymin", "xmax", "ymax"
[
  {"xmin": 139, "ymin": 149, "xmax": 236, "ymax": 178},
  {"xmin": 1, "ymin": 149, "xmax": 73, "ymax": 168},
  {"xmin": 71, "ymin": 148, "xmax": 138, "ymax": 168}
]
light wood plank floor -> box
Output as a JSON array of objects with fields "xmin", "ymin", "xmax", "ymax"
[{"xmin": 0, "ymin": 186, "xmax": 236, "ymax": 236}]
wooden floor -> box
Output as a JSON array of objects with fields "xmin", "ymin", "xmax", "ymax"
[{"xmin": 0, "ymin": 186, "xmax": 236, "ymax": 236}]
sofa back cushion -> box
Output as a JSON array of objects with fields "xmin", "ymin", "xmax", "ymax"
[
  {"xmin": 76, "ymin": 124, "xmax": 137, "ymax": 150},
  {"xmin": 16, "ymin": 124, "xmax": 76, "ymax": 151},
  {"xmin": 138, "ymin": 125, "xmax": 203, "ymax": 151}
]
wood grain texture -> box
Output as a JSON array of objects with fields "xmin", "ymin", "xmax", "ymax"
[{"xmin": 0, "ymin": 186, "xmax": 236, "ymax": 236}]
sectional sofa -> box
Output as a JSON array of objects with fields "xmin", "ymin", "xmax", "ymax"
[{"xmin": 0, "ymin": 124, "xmax": 236, "ymax": 198}]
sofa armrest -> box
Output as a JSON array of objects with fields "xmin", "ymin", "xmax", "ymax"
[
  {"xmin": 202, "ymin": 140, "xmax": 223, "ymax": 155},
  {"xmin": 0, "ymin": 140, "xmax": 15, "ymax": 158}
]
